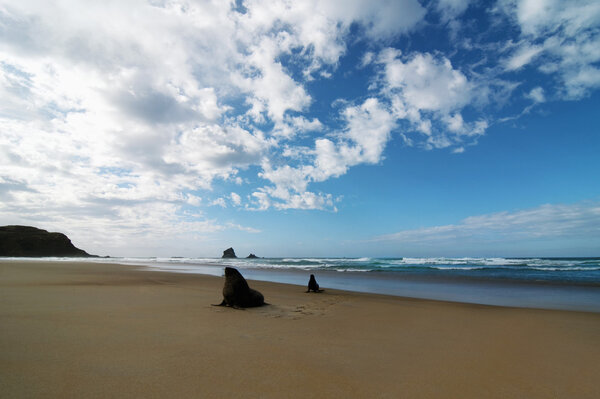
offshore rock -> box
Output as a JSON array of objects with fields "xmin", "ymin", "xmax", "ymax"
[
  {"xmin": 246, "ymin": 253, "xmax": 259, "ymax": 258},
  {"xmin": 221, "ymin": 247, "xmax": 237, "ymax": 258},
  {"xmin": 0, "ymin": 225, "xmax": 93, "ymax": 257}
]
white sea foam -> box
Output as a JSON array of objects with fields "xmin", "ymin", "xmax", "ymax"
[
  {"xmin": 531, "ymin": 266, "xmax": 600, "ymax": 271},
  {"xmin": 4, "ymin": 256, "xmax": 598, "ymax": 285}
]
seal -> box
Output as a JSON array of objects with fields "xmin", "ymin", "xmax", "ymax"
[
  {"xmin": 306, "ymin": 274, "xmax": 323, "ymax": 293},
  {"xmin": 213, "ymin": 267, "xmax": 265, "ymax": 308}
]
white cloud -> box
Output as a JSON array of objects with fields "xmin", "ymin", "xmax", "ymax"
[
  {"xmin": 0, "ymin": 188, "xmax": 257, "ymax": 256},
  {"xmin": 254, "ymin": 97, "xmax": 395, "ymax": 209},
  {"xmin": 526, "ymin": 87, "xmax": 546, "ymax": 103},
  {"xmin": 274, "ymin": 115, "xmax": 323, "ymax": 139},
  {"xmin": 504, "ymin": 43, "xmax": 544, "ymax": 70},
  {"xmin": 435, "ymin": 0, "xmax": 473, "ymax": 21},
  {"xmin": 500, "ymin": 0, "xmax": 600, "ymax": 98},
  {"xmin": 341, "ymin": 98, "xmax": 396, "ymax": 164},
  {"xmin": 376, "ymin": 50, "xmax": 487, "ymax": 149},
  {"xmin": 230, "ymin": 192, "xmax": 242, "ymax": 206},
  {"xmin": 234, "ymin": 34, "xmax": 312, "ymax": 123},
  {"xmin": 373, "ymin": 201, "xmax": 600, "ymax": 243},
  {"xmin": 163, "ymin": 124, "xmax": 273, "ymax": 183},
  {"xmin": 233, "ymin": 0, "xmax": 426, "ymax": 121},
  {"xmin": 251, "ymin": 40, "xmax": 510, "ymax": 208},
  {"xmin": 225, "ymin": 222, "xmax": 261, "ymax": 234},
  {"xmin": 240, "ymin": 0, "xmax": 426, "ymax": 49},
  {"xmin": 509, "ymin": 0, "xmax": 600, "ymax": 37},
  {"xmin": 0, "ymin": 0, "xmax": 431, "ymax": 221},
  {"xmin": 1, "ymin": 0, "xmax": 598, "ymax": 229},
  {"xmin": 186, "ymin": 194, "xmax": 202, "ymax": 207},
  {"xmin": 272, "ymin": 191, "xmax": 336, "ymax": 211},
  {"xmin": 248, "ymin": 191, "xmax": 271, "ymax": 211},
  {"xmin": 360, "ymin": 51, "xmax": 375, "ymax": 67},
  {"xmin": 381, "ymin": 51, "xmax": 474, "ymax": 113},
  {"xmin": 210, "ymin": 198, "xmax": 227, "ymax": 208},
  {"xmin": 444, "ymin": 113, "xmax": 465, "ymax": 132}
]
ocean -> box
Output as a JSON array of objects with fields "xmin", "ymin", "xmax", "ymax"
[{"xmin": 7, "ymin": 256, "xmax": 600, "ymax": 312}]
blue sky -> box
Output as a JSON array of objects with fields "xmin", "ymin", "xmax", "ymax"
[{"xmin": 1, "ymin": 0, "xmax": 599, "ymax": 257}]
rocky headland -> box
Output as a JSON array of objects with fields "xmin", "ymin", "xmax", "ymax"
[{"xmin": 0, "ymin": 226, "xmax": 93, "ymax": 257}]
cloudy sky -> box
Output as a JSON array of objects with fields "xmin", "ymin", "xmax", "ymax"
[{"xmin": 1, "ymin": 0, "xmax": 599, "ymax": 257}]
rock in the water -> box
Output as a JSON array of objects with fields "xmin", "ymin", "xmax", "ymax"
[
  {"xmin": 246, "ymin": 253, "xmax": 258, "ymax": 258},
  {"xmin": 213, "ymin": 267, "xmax": 265, "ymax": 308},
  {"xmin": 221, "ymin": 247, "xmax": 237, "ymax": 258},
  {"xmin": 0, "ymin": 225, "xmax": 93, "ymax": 257}
]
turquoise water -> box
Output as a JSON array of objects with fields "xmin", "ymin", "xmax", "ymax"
[{"xmin": 98, "ymin": 256, "xmax": 600, "ymax": 285}]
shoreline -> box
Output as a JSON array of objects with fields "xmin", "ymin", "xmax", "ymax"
[
  {"xmin": 144, "ymin": 263, "xmax": 600, "ymax": 313},
  {"xmin": 2, "ymin": 260, "xmax": 600, "ymax": 398},
  {"xmin": 3, "ymin": 257, "xmax": 600, "ymax": 312}
]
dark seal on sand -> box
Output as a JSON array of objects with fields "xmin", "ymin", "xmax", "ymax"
[
  {"xmin": 213, "ymin": 267, "xmax": 265, "ymax": 308},
  {"xmin": 306, "ymin": 274, "xmax": 323, "ymax": 293}
]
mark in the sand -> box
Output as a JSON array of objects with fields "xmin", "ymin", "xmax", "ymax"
[
  {"xmin": 257, "ymin": 294, "xmax": 344, "ymax": 320},
  {"xmin": 209, "ymin": 291, "xmax": 345, "ymax": 319}
]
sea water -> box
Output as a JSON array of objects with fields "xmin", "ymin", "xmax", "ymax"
[{"xmin": 7, "ymin": 256, "xmax": 600, "ymax": 312}]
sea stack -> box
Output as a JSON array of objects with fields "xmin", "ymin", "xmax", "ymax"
[
  {"xmin": 246, "ymin": 253, "xmax": 258, "ymax": 258},
  {"xmin": 222, "ymin": 247, "xmax": 237, "ymax": 258}
]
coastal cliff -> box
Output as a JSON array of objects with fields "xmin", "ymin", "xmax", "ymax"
[{"xmin": 0, "ymin": 226, "xmax": 92, "ymax": 257}]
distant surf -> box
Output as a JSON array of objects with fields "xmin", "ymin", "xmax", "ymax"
[{"xmin": 74, "ymin": 256, "xmax": 600, "ymax": 285}]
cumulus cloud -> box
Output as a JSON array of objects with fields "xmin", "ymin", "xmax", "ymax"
[
  {"xmin": 380, "ymin": 51, "xmax": 474, "ymax": 112},
  {"xmin": 250, "ymin": 47, "xmax": 489, "ymax": 210},
  {"xmin": 233, "ymin": 0, "xmax": 426, "ymax": 118},
  {"xmin": 211, "ymin": 198, "xmax": 227, "ymax": 208},
  {"xmin": 375, "ymin": 50, "xmax": 488, "ymax": 149},
  {"xmin": 435, "ymin": 0, "xmax": 473, "ymax": 21},
  {"xmin": 500, "ymin": 0, "xmax": 600, "ymax": 98},
  {"xmin": 0, "ymin": 0, "xmax": 431, "ymax": 219},
  {"xmin": 254, "ymin": 97, "xmax": 394, "ymax": 210},
  {"xmin": 1, "ymin": 0, "xmax": 599, "ymax": 243},
  {"xmin": 230, "ymin": 192, "xmax": 242, "ymax": 206},
  {"xmin": 526, "ymin": 87, "xmax": 546, "ymax": 103}
]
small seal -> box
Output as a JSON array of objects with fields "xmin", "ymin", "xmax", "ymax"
[
  {"xmin": 213, "ymin": 267, "xmax": 265, "ymax": 308},
  {"xmin": 306, "ymin": 274, "xmax": 323, "ymax": 293}
]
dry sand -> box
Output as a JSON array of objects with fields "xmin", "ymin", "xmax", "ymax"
[{"xmin": 1, "ymin": 260, "xmax": 599, "ymax": 398}]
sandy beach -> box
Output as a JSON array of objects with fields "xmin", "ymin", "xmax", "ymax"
[{"xmin": 1, "ymin": 261, "xmax": 599, "ymax": 398}]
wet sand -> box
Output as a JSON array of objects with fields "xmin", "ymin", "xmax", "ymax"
[{"xmin": 2, "ymin": 260, "xmax": 599, "ymax": 398}]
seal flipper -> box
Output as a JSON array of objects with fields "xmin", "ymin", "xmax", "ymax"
[{"xmin": 212, "ymin": 300, "xmax": 227, "ymax": 306}]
